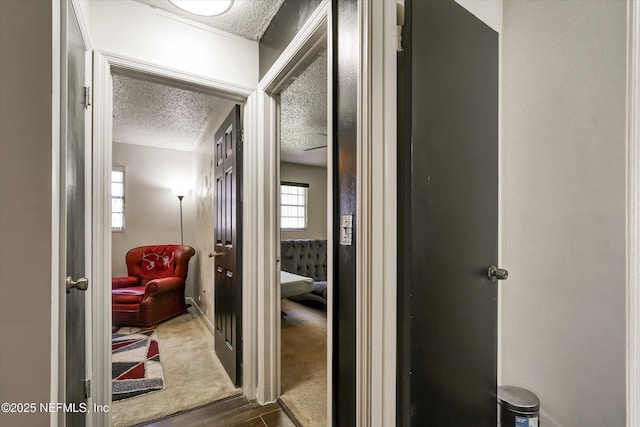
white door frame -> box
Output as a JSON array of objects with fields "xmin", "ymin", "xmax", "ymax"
[
  {"xmin": 254, "ymin": 0, "xmax": 329, "ymax": 405},
  {"xmin": 627, "ymin": 1, "xmax": 640, "ymax": 425},
  {"xmin": 355, "ymin": 1, "xmax": 398, "ymax": 426},
  {"xmin": 255, "ymin": 1, "xmax": 398, "ymax": 426},
  {"xmin": 91, "ymin": 50, "xmax": 257, "ymax": 425}
]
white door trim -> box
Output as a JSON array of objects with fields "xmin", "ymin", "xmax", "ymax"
[
  {"xmin": 356, "ymin": 1, "xmax": 397, "ymax": 426},
  {"xmin": 627, "ymin": 1, "xmax": 640, "ymax": 425},
  {"xmin": 69, "ymin": 0, "xmax": 91, "ymax": 51},
  {"xmin": 91, "ymin": 50, "xmax": 256, "ymax": 425},
  {"xmin": 243, "ymin": 90, "xmax": 259, "ymax": 402},
  {"xmin": 356, "ymin": 0, "xmax": 372, "ymax": 423},
  {"xmin": 91, "ymin": 51, "xmax": 113, "ymax": 427},
  {"xmin": 255, "ymin": 0, "xmax": 329, "ymax": 405}
]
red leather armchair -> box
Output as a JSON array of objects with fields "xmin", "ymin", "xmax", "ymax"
[{"xmin": 112, "ymin": 244, "xmax": 196, "ymax": 327}]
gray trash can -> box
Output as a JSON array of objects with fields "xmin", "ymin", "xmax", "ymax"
[{"xmin": 498, "ymin": 385, "xmax": 540, "ymax": 427}]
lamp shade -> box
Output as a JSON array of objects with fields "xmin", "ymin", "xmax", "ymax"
[
  {"xmin": 168, "ymin": 0, "xmax": 233, "ymax": 16},
  {"xmin": 171, "ymin": 181, "xmax": 191, "ymax": 198}
]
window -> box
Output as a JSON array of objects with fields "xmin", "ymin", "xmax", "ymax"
[
  {"xmin": 281, "ymin": 182, "xmax": 308, "ymax": 230},
  {"xmin": 112, "ymin": 166, "xmax": 125, "ymax": 231}
]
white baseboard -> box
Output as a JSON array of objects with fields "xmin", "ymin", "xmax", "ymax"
[{"xmin": 186, "ymin": 297, "xmax": 216, "ymax": 337}]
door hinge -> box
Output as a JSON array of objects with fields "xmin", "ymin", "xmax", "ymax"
[
  {"xmin": 83, "ymin": 379, "xmax": 91, "ymax": 398},
  {"xmin": 396, "ymin": 25, "xmax": 404, "ymax": 52},
  {"xmin": 83, "ymin": 86, "xmax": 91, "ymax": 108},
  {"xmin": 237, "ymin": 129, "xmax": 244, "ymax": 143}
]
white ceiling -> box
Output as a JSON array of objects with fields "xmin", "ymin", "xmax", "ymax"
[
  {"xmin": 112, "ymin": 74, "xmax": 235, "ymax": 151},
  {"xmin": 133, "ymin": 0, "xmax": 284, "ymax": 40},
  {"xmin": 280, "ymin": 49, "xmax": 327, "ymax": 167}
]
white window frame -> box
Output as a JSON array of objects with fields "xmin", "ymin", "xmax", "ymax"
[
  {"xmin": 111, "ymin": 165, "xmax": 125, "ymax": 231},
  {"xmin": 280, "ymin": 181, "xmax": 308, "ymax": 231}
]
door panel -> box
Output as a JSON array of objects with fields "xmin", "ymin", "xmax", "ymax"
[
  {"xmin": 64, "ymin": 1, "xmax": 88, "ymax": 425},
  {"xmin": 399, "ymin": 0, "xmax": 499, "ymax": 425},
  {"xmin": 332, "ymin": 0, "xmax": 358, "ymax": 424},
  {"xmin": 214, "ymin": 105, "xmax": 243, "ymax": 385}
]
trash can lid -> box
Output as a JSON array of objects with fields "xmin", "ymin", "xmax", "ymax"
[{"xmin": 497, "ymin": 386, "xmax": 540, "ymax": 412}]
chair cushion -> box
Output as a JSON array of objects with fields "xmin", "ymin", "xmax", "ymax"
[{"xmin": 112, "ymin": 285, "xmax": 147, "ymax": 304}]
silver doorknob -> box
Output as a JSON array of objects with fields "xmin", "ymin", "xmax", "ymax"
[
  {"xmin": 487, "ymin": 265, "xmax": 508, "ymax": 281},
  {"xmin": 208, "ymin": 252, "xmax": 224, "ymax": 257},
  {"xmin": 66, "ymin": 276, "xmax": 89, "ymax": 293}
]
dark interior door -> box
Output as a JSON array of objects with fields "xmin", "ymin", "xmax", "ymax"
[
  {"xmin": 214, "ymin": 105, "xmax": 243, "ymax": 386},
  {"xmin": 64, "ymin": 1, "xmax": 88, "ymax": 425},
  {"xmin": 398, "ymin": 0, "xmax": 499, "ymax": 425}
]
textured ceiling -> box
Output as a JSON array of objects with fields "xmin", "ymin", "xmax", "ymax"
[
  {"xmin": 113, "ymin": 0, "xmax": 327, "ymax": 167},
  {"xmin": 133, "ymin": 0, "xmax": 284, "ymax": 40},
  {"xmin": 280, "ymin": 49, "xmax": 327, "ymax": 167},
  {"xmin": 112, "ymin": 74, "xmax": 235, "ymax": 151}
]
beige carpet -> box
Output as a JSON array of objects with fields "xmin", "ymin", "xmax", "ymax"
[
  {"xmin": 280, "ymin": 299, "xmax": 327, "ymax": 427},
  {"xmin": 112, "ymin": 309, "xmax": 239, "ymax": 427}
]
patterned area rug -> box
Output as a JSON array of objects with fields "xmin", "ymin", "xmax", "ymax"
[{"xmin": 112, "ymin": 328, "xmax": 165, "ymax": 401}]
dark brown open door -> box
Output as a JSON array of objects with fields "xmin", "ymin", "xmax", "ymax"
[
  {"xmin": 63, "ymin": 1, "xmax": 89, "ymax": 425},
  {"xmin": 214, "ymin": 105, "xmax": 243, "ymax": 385},
  {"xmin": 398, "ymin": 0, "xmax": 500, "ymax": 425}
]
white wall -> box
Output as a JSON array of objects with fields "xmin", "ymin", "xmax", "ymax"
[
  {"xmin": 111, "ymin": 142, "xmax": 197, "ymax": 297},
  {"xmin": 501, "ymin": 2, "xmax": 627, "ymax": 426},
  {"xmin": 80, "ymin": 0, "xmax": 258, "ymax": 89},
  {"xmin": 280, "ymin": 162, "xmax": 327, "ymax": 240},
  {"xmin": 0, "ymin": 1, "xmax": 52, "ymax": 425}
]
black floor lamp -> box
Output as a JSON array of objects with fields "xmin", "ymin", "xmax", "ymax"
[
  {"xmin": 177, "ymin": 195, "xmax": 184, "ymax": 244},
  {"xmin": 172, "ymin": 183, "xmax": 190, "ymax": 245}
]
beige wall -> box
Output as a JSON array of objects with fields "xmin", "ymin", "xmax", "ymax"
[
  {"xmin": 0, "ymin": 1, "xmax": 52, "ymax": 425},
  {"xmin": 501, "ymin": 1, "xmax": 626, "ymax": 426},
  {"xmin": 280, "ymin": 162, "xmax": 328, "ymax": 240},
  {"xmin": 111, "ymin": 142, "xmax": 197, "ymax": 297}
]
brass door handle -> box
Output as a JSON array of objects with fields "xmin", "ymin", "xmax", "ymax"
[{"xmin": 208, "ymin": 252, "xmax": 225, "ymax": 258}]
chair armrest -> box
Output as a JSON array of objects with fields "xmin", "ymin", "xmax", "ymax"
[
  {"xmin": 112, "ymin": 276, "xmax": 140, "ymax": 289},
  {"xmin": 144, "ymin": 277, "xmax": 184, "ymax": 298}
]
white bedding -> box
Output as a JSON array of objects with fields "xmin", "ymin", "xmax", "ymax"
[{"xmin": 280, "ymin": 270, "xmax": 314, "ymax": 298}]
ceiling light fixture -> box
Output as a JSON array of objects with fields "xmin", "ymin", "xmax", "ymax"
[{"xmin": 168, "ymin": 0, "xmax": 233, "ymax": 16}]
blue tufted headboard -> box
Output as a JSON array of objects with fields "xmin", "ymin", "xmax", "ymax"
[{"xmin": 280, "ymin": 239, "xmax": 327, "ymax": 282}]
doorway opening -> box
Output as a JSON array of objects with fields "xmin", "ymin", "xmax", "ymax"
[
  {"xmin": 252, "ymin": 0, "xmax": 330, "ymax": 419},
  {"xmin": 276, "ymin": 46, "xmax": 329, "ymax": 426},
  {"xmin": 92, "ymin": 54, "xmax": 253, "ymax": 425},
  {"xmin": 108, "ymin": 71, "xmax": 242, "ymax": 425}
]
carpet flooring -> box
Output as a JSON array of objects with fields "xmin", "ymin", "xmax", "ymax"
[
  {"xmin": 280, "ymin": 299, "xmax": 327, "ymax": 427},
  {"xmin": 112, "ymin": 308, "xmax": 239, "ymax": 427}
]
